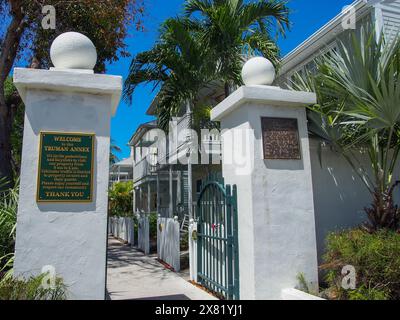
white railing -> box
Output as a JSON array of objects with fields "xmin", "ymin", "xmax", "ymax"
[
  {"xmin": 157, "ymin": 216, "xmax": 180, "ymax": 272},
  {"xmin": 134, "ymin": 156, "xmax": 156, "ymax": 182},
  {"xmin": 155, "ymin": 114, "xmax": 222, "ymax": 165},
  {"xmin": 169, "ymin": 114, "xmax": 191, "ymax": 159}
]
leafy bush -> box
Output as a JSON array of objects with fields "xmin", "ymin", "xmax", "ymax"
[
  {"xmin": 0, "ymin": 179, "xmax": 18, "ymax": 272},
  {"xmin": 322, "ymin": 229, "xmax": 400, "ymax": 300},
  {"xmin": 108, "ymin": 181, "xmax": 133, "ymax": 217},
  {"xmin": 0, "ymin": 274, "xmax": 67, "ymax": 300},
  {"xmin": 149, "ymin": 212, "xmax": 158, "ymax": 240},
  {"xmin": 180, "ymin": 232, "xmax": 189, "ymax": 251}
]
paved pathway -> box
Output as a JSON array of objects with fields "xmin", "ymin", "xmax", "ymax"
[{"xmin": 106, "ymin": 238, "xmax": 217, "ymax": 300}]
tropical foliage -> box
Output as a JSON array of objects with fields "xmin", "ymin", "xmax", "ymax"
[
  {"xmin": 0, "ymin": 273, "xmax": 67, "ymax": 300},
  {"xmin": 4, "ymin": 78, "xmax": 24, "ymax": 176},
  {"xmin": 124, "ymin": 0, "xmax": 289, "ymax": 129},
  {"xmin": 0, "ymin": 179, "xmax": 18, "ymax": 274},
  {"xmin": 124, "ymin": 17, "xmax": 213, "ymax": 130},
  {"xmin": 108, "ymin": 181, "xmax": 133, "ymax": 217},
  {"xmin": 184, "ymin": 0, "xmax": 289, "ymax": 95},
  {"xmin": 322, "ymin": 229, "xmax": 400, "ymax": 300},
  {"xmin": 0, "ymin": 0, "xmax": 145, "ymax": 187},
  {"xmin": 291, "ymin": 26, "xmax": 400, "ymax": 232},
  {"xmin": 110, "ymin": 140, "xmax": 122, "ymax": 165}
]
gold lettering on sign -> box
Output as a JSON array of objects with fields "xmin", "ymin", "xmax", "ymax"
[{"xmin": 37, "ymin": 132, "xmax": 95, "ymax": 203}]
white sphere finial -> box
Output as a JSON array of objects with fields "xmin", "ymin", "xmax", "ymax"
[
  {"xmin": 50, "ymin": 32, "xmax": 97, "ymax": 70},
  {"xmin": 242, "ymin": 56, "xmax": 276, "ymax": 86}
]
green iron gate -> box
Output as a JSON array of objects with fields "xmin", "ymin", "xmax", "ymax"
[{"xmin": 196, "ymin": 174, "xmax": 239, "ymax": 300}]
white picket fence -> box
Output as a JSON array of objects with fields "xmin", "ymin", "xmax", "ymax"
[
  {"xmin": 109, "ymin": 217, "xmax": 134, "ymax": 245},
  {"xmin": 137, "ymin": 213, "xmax": 150, "ymax": 255},
  {"xmin": 157, "ymin": 216, "xmax": 180, "ymax": 272}
]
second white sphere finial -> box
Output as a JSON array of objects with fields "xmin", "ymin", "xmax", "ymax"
[
  {"xmin": 50, "ymin": 32, "xmax": 97, "ymax": 70},
  {"xmin": 242, "ymin": 56, "xmax": 276, "ymax": 86}
]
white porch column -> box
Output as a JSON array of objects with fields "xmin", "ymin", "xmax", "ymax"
[
  {"xmin": 211, "ymin": 57, "xmax": 319, "ymax": 300},
  {"xmin": 156, "ymin": 173, "xmax": 160, "ymax": 215},
  {"xmin": 139, "ymin": 186, "xmax": 143, "ymax": 212},
  {"xmin": 133, "ymin": 187, "xmax": 137, "ymax": 215},
  {"xmin": 147, "ymin": 182, "xmax": 151, "ymax": 213},
  {"xmin": 13, "ymin": 32, "xmax": 122, "ymax": 300},
  {"xmin": 169, "ymin": 166, "xmax": 173, "ymax": 218}
]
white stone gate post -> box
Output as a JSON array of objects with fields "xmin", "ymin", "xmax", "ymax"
[
  {"xmin": 13, "ymin": 32, "xmax": 122, "ymax": 300},
  {"xmin": 211, "ymin": 57, "xmax": 319, "ymax": 300}
]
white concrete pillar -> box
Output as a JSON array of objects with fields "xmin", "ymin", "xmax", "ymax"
[
  {"xmin": 13, "ymin": 32, "xmax": 122, "ymax": 300},
  {"xmin": 211, "ymin": 59, "xmax": 319, "ymax": 300}
]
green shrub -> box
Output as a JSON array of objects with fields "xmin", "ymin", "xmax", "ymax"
[
  {"xmin": 322, "ymin": 229, "xmax": 400, "ymax": 300},
  {"xmin": 0, "ymin": 180, "xmax": 18, "ymax": 271},
  {"xmin": 0, "ymin": 274, "xmax": 67, "ymax": 300},
  {"xmin": 180, "ymin": 232, "xmax": 189, "ymax": 251},
  {"xmin": 108, "ymin": 181, "xmax": 133, "ymax": 217},
  {"xmin": 149, "ymin": 212, "xmax": 158, "ymax": 240}
]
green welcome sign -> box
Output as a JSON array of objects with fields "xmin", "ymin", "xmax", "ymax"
[{"xmin": 37, "ymin": 132, "xmax": 95, "ymax": 203}]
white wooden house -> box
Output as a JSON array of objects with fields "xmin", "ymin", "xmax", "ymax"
[
  {"xmin": 127, "ymin": 0, "xmax": 400, "ymax": 256},
  {"xmin": 277, "ymin": 0, "xmax": 400, "ymax": 85}
]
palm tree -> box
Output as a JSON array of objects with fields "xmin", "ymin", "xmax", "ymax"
[
  {"xmin": 110, "ymin": 139, "xmax": 122, "ymax": 165},
  {"xmin": 124, "ymin": 18, "xmax": 214, "ymax": 130},
  {"xmin": 184, "ymin": 0, "xmax": 290, "ymax": 96},
  {"xmin": 124, "ymin": 1, "xmax": 290, "ymax": 127},
  {"xmin": 291, "ymin": 26, "xmax": 400, "ymax": 232}
]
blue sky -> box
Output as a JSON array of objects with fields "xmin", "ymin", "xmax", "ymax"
[{"xmin": 107, "ymin": 0, "xmax": 354, "ymax": 159}]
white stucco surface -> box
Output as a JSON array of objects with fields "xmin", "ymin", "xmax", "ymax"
[
  {"xmin": 212, "ymin": 85, "xmax": 319, "ymax": 300},
  {"xmin": 309, "ymin": 139, "xmax": 373, "ymax": 262},
  {"xmin": 14, "ymin": 68, "xmax": 121, "ymax": 115},
  {"xmin": 281, "ymin": 288, "xmax": 325, "ymax": 300},
  {"xmin": 13, "ymin": 68, "xmax": 122, "ymax": 300}
]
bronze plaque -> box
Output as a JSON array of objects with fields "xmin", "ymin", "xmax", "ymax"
[{"xmin": 261, "ymin": 117, "xmax": 301, "ymax": 160}]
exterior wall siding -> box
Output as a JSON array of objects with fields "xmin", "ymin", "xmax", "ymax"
[{"xmin": 381, "ymin": 0, "xmax": 400, "ymax": 42}]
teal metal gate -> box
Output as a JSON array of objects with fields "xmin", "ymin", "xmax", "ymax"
[{"xmin": 196, "ymin": 174, "xmax": 239, "ymax": 300}]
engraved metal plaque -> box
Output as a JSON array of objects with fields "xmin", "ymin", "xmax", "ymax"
[
  {"xmin": 261, "ymin": 117, "xmax": 301, "ymax": 160},
  {"xmin": 37, "ymin": 132, "xmax": 95, "ymax": 203}
]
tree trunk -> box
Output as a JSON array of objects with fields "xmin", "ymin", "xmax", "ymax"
[
  {"xmin": 0, "ymin": 1, "xmax": 25, "ymax": 188},
  {"xmin": 0, "ymin": 100, "xmax": 13, "ymax": 188},
  {"xmin": 224, "ymin": 82, "xmax": 230, "ymax": 98}
]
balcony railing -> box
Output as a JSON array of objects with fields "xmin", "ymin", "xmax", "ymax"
[
  {"xmin": 134, "ymin": 155, "xmax": 157, "ymax": 182},
  {"xmin": 154, "ymin": 114, "xmax": 222, "ymax": 165}
]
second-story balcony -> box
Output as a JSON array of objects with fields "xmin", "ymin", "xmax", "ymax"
[
  {"xmin": 156, "ymin": 114, "xmax": 222, "ymax": 167},
  {"xmin": 134, "ymin": 155, "xmax": 157, "ymax": 183}
]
